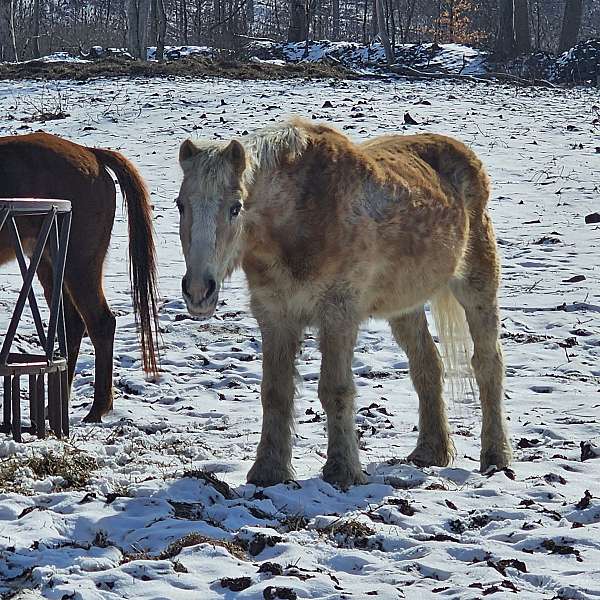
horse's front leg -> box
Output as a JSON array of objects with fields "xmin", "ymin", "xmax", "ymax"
[
  {"xmin": 319, "ymin": 309, "xmax": 366, "ymax": 489},
  {"xmin": 247, "ymin": 313, "xmax": 303, "ymax": 487}
]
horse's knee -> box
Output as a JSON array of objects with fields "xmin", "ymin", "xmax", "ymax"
[{"xmin": 318, "ymin": 381, "xmax": 356, "ymax": 410}]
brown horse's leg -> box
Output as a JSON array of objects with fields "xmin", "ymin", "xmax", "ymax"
[
  {"xmin": 65, "ymin": 270, "xmax": 116, "ymax": 423},
  {"xmin": 450, "ymin": 216, "xmax": 512, "ymax": 472},
  {"xmin": 389, "ymin": 308, "xmax": 454, "ymax": 467},
  {"xmin": 37, "ymin": 260, "xmax": 85, "ymax": 388}
]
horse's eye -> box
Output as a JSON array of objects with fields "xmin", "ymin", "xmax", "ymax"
[{"xmin": 230, "ymin": 202, "xmax": 242, "ymax": 218}]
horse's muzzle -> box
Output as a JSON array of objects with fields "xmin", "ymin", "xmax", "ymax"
[{"xmin": 182, "ymin": 274, "xmax": 218, "ymax": 318}]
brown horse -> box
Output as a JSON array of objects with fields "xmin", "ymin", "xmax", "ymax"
[
  {"xmin": 0, "ymin": 132, "xmax": 159, "ymax": 422},
  {"xmin": 176, "ymin": 118, "xmax": 512, "ymax": 488}
]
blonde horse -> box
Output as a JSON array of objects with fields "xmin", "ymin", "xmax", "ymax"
[{"xmin": 176, "ymin": 118, "xmax": 511, "ymax": 488}]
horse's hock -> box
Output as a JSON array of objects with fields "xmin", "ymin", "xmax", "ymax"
[{"xmin": 0, "ymin": 199, "xmax": 72, "ymax": 442}]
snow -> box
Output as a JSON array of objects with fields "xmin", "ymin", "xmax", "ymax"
[
  {"xmin": 20, "ymin": 52, "xmax": 90, "ymax": 64},
  {"xmin": 1, "ymin": 76, "xmax": 600, "ymax": 599},
  {"xmin": 146, "ymin": 46, "xmax": 216, "ymax": 61},
  {"xmin": 249, "ymin": 40, "xmax": 488, "ymax": 74}
]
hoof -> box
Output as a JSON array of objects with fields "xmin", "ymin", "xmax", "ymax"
[
  {"xmin": 480, "ymin": 447, "xmax": 512, "ymax": 473},
  {"xmin": 247, "ymin": 460, "xmax": 294, "ymax": 487},
  {"xmin": 323, "ymin": 459, "xmax": 367, "ymax": 490},
  {"xmin": 408, "ymin": 442, "xmax": 455, "ymax": 468}
]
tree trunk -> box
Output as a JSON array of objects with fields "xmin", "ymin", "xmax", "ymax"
[
  {"xmin": 127, "ymin": 0, "xmax": 150, "ymax": 59},
  {"xmin": 332, "ymin": 0, "xmax": 339, "ymax": 40},
  {"xmin": 514, "ymin": 0, "xmax": 531, "ymax": 53},
  {"xmin": 149, "ymin": 0, "xmax": 157, "ymax": 46},
  {"xmin": 0, "ymin": 0, "xmax": 18, "ymax": 61},
  {"xmin": 558, "ymin": 0, "xmax": 584, "ymax": 52},
  {"xmin": 156, "ymin": 0, "xmax": 166, "ymax": 60},
  {"xmin": 32, "ymin": 0, "xmax": 41, "ymax": 58},
  {"xmin": 246, "ymin": 0, "xmax": 254, "ymax": 28},
  {"xmin": 181, "ymin": 0, "xmax": 188, "ymax": 44},
  {"xmin": 9, "ymin": 0, "xmax": 17, "ymax": 61},
  {"xmin": 288, "ymin": 0, "xmax": 307, "ymax": 42},
  {"xmin": 375, "ymin": 0, "xmax": 393, "ymax": 64},
  {"xmin": 0, "ymin": 0, "xmax": 15, "ymax": 61},
  {"xmin": 127, "ymin": 0, "xmax": 139, "ymax": 57},
  {"xmin": 496, "ymin": 0, "xmax": 515, "ymax": 57}
]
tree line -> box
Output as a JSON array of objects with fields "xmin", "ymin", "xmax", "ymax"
[{"xmin": 1, "ymin": 0, "xmax": 597, "ymax": 62}]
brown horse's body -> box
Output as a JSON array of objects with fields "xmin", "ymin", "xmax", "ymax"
[{"xmin": 0, "ymin": 132, "xmax": 158, "ymax": 422}]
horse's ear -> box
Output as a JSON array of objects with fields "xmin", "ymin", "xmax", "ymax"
[
  {"xmin": 223, "ymin": 139, "xmax": 246, "ymax": 176},
  {"xmin": 179, "ymin": 139, "xmax": 199, "ymax": 164}
]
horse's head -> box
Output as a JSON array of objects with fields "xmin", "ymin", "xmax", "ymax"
[{"xmin": 177, "ymin": 138, "xmax": 247, "ymax": 318}]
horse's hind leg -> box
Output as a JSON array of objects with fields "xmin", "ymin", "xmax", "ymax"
[
  {"xmin": 65, "ymin": 268, "xmax": 116, "ymax": 423},
  {"xmin": 450, "ymin": 218, "xmax": 511, "ymax": 472},
  {"xmin": 390, "ymin": 309, "xmax": 454, "ymax": 467},
  {"xmin": 318, "ymin": 306, "xmax": 366, "ymax": 488}
]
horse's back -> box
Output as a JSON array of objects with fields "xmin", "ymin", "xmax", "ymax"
[
  {"xmin": 0, "ymin": 132, "xmax": 105, "ymax": 195},
  {"xmin": 360, "ymin": 133, "xmax": 490, "ymax": 213},
  {"xmin": 0, "ymin": 132, "xmax": 116, "ymax": 260}
]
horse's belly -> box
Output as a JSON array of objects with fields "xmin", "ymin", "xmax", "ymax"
[{"xmin": 366, "ymin": 235, "xmax": 466, "ymax": 318}]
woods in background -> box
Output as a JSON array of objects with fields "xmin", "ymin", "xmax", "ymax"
[{"xmin": 1, "ymin": 0, "xmax": 598, "ymax": 62}]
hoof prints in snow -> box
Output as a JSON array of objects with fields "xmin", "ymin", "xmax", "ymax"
[{"xmin": 1, "ymin": 78, "xmax": 600, "ymax": 599}]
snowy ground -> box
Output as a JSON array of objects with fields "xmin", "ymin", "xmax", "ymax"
[{"xmin": 0, "ymin": 77, "xmax": 599, "ymax": 599}]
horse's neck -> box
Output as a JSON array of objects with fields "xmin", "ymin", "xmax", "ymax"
[
  {"xmin": 243, "ymin": 163, "xmax": 271, "ymax": 210},
  {"xmin": 242, "ymin": 147, "xmax": 278, "ymax": 210}
]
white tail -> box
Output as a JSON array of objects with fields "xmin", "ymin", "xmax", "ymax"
[{"xmin": 430, "ymin": 286, "xmax": 476, "ymax": 406}]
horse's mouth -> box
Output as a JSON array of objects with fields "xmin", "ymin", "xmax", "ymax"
[{"xmin": 184, "ymin": 297, "xmax": 218, "ymax": 319}]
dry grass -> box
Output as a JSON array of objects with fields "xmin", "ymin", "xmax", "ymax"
[
  {"xmin": 121, "ymin": 532, "xmax": 247, "ymax": 563},
  {"xmin": 0, "ymin": 56, "xmax": 356, "ymax": 82},
  {"xmin": 182, "ymin": 469, "xmax": 236, "ymax": 499},
  {"xmin": 0, "ymin": 446, "xmax": 98, "ymax": 493},
  {"xmin": 315, "ymin": 518, "xmax": 375, "ymax": 549}
]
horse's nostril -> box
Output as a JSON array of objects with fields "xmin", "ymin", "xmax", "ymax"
[
  {"xmin": 182, "ymin": 275, "xmax": 189, "ymax": 296},
  {"xmin": 205, "ymin": 278, "xmax": 216, "ymax": 300}
]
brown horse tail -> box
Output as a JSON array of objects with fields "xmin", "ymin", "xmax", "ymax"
[{"xmin": 91, "ymin": 147, "xmax": 160, "ymax": 376}]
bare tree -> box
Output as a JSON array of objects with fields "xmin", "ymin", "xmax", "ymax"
[
  {"xmin": 288, "ymin": 0, "xmax": 308, "ymax": 41},
  {"xmin": 558, "ymin": 0, "xmax": 584, "ymax": 52},
  {"xmin": 496, "ymin": 0, "xmax": 516, "ymax": 56},
  {"xmin": 127, "ymin": 0, "xmax": 151, "ymax": 59},
  {"xmin": 246, "ymin": 0, "xmax": 254, "ymax": 29},
  {"xmin": 332, "ymin": 0, "xmax": 340, "ymax": 40},
  {"xmin": 32, "ymin": 0, "xmax": 41, "ymax": 58},
  {"xmin": 0, "ymin": 0, "xmax": 18, "ymax": 61},
  {"xmin": 514, "ymin": 0, "xmax": 531, "ymax": 53},
  {"xmin": 156, "ymin": 0, "xmax": 167, "ymax": 59},
  {"xmin": 376, "ymin": 0, "xmax": 394, "ymax": 64},
  {"xmin": 2, "ymin": 0, "xmax": 600, "ymax": 63}
]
